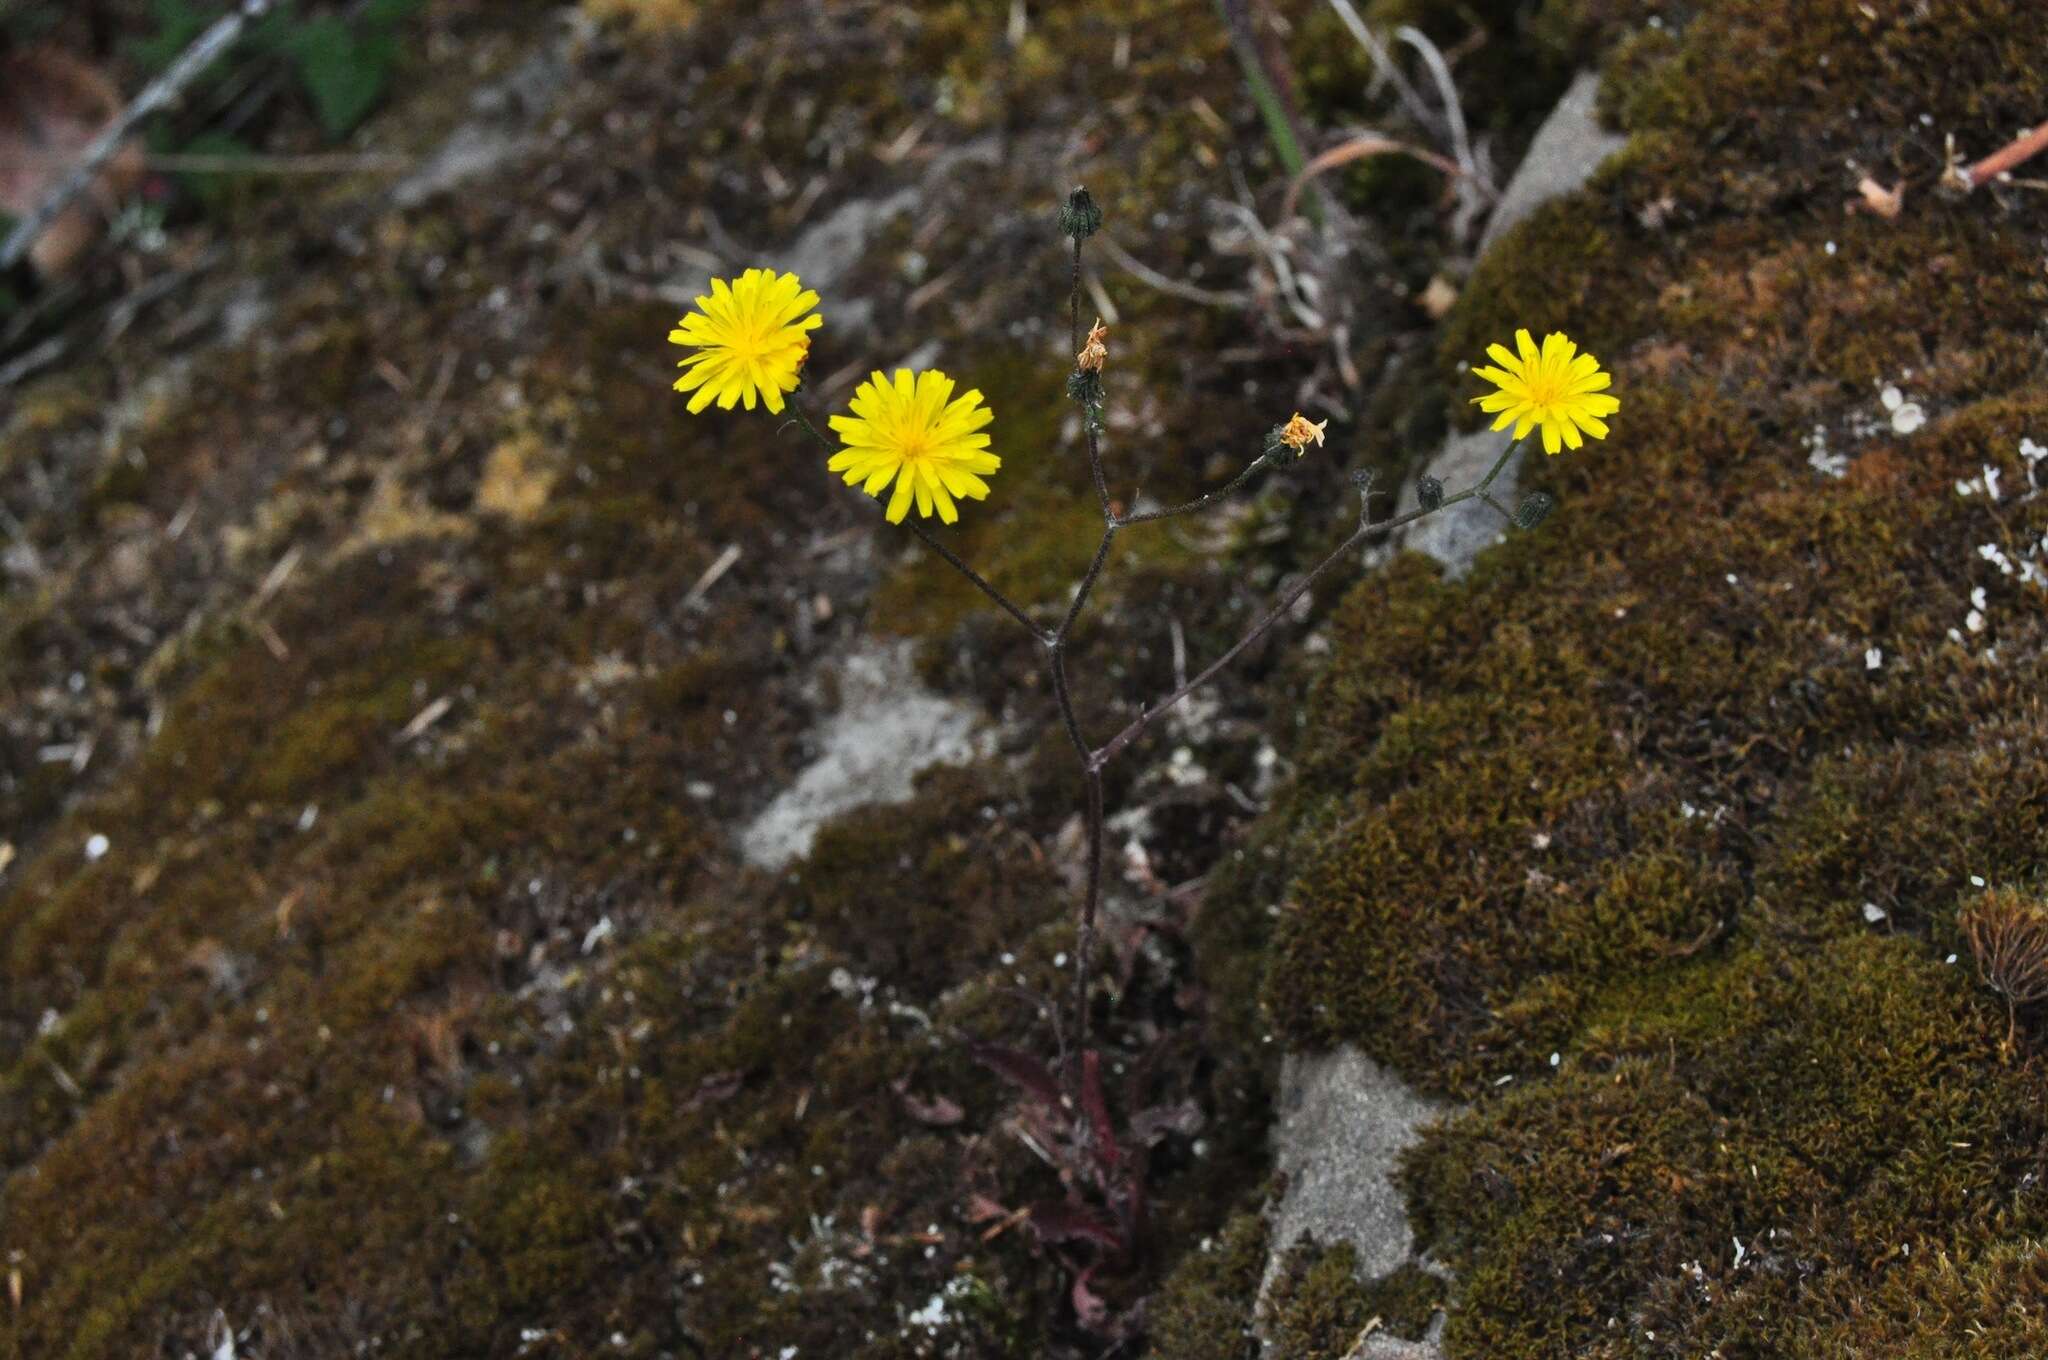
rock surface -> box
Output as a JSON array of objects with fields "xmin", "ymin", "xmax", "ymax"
[
  {"xmin": 1264, "ymin": 1046, "xmax": 1440, "ymax": 1288},
  {"xmin": 740, "ymin": 640, "xmax": 993, "ymax": 869}
]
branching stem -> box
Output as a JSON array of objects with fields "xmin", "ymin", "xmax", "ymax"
[{"xmin": 787, "ymin": 211, "xmax": 1537, "ymax": 1125}]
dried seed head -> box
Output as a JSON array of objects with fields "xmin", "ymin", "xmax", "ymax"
[{"xmin": 1077, "ymin": 318, "xmax": 1109, "ymax": 373}]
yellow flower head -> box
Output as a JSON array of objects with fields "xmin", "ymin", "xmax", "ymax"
[
  {"xmin": 669, "ymin": 267, "xmax": 822, "ymax": 415},
  {"xmin": 1470, "ymin": 328, "xmax": 1619, "ymax": 455},
  {"xmin": 1278, "ymin": 411, "xmax": 1328, "ymax": 454},
  {"xmin": 828, "ymin": 369, "xmax": 999, "ymax": 525}
]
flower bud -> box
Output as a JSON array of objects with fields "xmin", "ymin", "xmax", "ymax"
[
  {"xmin": 1417, "ymin": 475, "xmax": 1444, "ymax": 510},
  {"xmin": 1513, "ymin": 490, "xmax": 1557, "ymax": 530},
  {"xmin": 1058, "ymin": 187, "xmax": 1103, "ymax": 241}
]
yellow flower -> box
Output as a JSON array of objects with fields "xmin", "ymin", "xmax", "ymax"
[
  {"xmin": 1278, "ymin": 411, "xmax": 1328, "ymax": 454},
  {"xmin": 1470, "ymin": 328, "xmax": 1619, "ymax": 455},
  {"xmin": 669, "ymin": 267, "xmax": 822, "ymax": 415},
  {"xmin": 827, "ymin": 369, "xmax": 999, "ymax": 525}
]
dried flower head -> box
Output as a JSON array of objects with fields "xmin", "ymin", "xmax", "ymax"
[
  {"xmin": 1960, "ymin": 886, "xmax": 2048, "ymax": 1055},
  {"xmin": 1278, "ymin": 412, "xmax": 1328, "ymax": 455},
  {"xmin": 668, "ymin": 267, "xmax": 822, "ymax": 415},
  {"xmin": 1470, "ymin": 328, "xmax": 1619, "ymax": 456},
  {"xmin": 827, "ymin": 369, "xmax": 999, "ymax": 524},
  {"xmin": 1077, "ymin": 318, "xmax": 1109, "ymax": 373}
]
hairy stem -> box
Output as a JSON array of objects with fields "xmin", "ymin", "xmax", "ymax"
[
  {"xmin": 1058, "ymin": 526, "xmax": 1118, "ymax": 642},
  {"xmin": 1092, "ymin": 435, "xmax": 1527, "ymax": 769},
  {"xmin": 1072, "ymin": 768, "xmax": 1106, "ymax": 1069},
  {"xmin": 1115, "ymin": 452, "xmax": 1270, "ymax": 525}
]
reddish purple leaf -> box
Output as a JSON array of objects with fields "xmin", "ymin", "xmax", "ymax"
[
  {"xmin": 1026, "ymin": 1199, "xmax": 1124, "ymax": 1249},
  {"xmin": 1079, "ymin": 1051, "xmax": 1121, "ymax": 1174},
  {"xmin": 970, "ymin": 1042, "xmax": 1063, "ymax": 1109}
]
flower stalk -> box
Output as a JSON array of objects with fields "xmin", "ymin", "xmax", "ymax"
[{"xmin": 673, "ymin": 190, "xmax": 1615, "ymax": 1131}]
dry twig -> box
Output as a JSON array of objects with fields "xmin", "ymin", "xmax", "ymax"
[
  {"xmin": 1953, "ymin": 119, "xmax": 2048, "ymax": 190},
  {"xmin": 1, "ymin": 0, "xmax": 274, "ymax": 271}
]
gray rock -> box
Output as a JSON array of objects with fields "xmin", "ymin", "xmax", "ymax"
[
  {"xmin": 391, "ymin": 44, "xmax": 571, "ymax": 210},
  {"xmin": 1264, "ymin": 1046, "xmax": 1442, "ymax": 1291},
  {"xmin": 1479, "ymin": 70, "xmax": 1626, "ymax": 254},
  {"xmin": 739, "ymin": 640, "xmax": 993, "ymax": 869}
]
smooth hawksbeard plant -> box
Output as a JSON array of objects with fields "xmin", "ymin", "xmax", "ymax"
[{"xmin": 664, "ymin": 188, "xmax": 1618, "ymax": 1279}]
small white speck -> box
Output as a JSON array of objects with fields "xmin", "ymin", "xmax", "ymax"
[
  {"xmin": 1880, "ymin": 385, "xmax": 1904, "ymax": 412},
  {"xmin": 1862, "ymin": 902, "xmax": 1886, "ymax": 924},
  {"xmin": 1892, "ymin": 402, "xmax": 1926, "ymax": 435},
  {"xmin": 1823, "ymin": 240, "xmax": 1837, "ymax": 255},
  {"xmin": 1532, "ymin": 831, "xmax": 1552, "ymax": 850},
  {"xmin": 1965, "ymin": 609, "xmax": 1985, "ymax": 634},
  {"xmin": 1865, "ymin": 646, "xmax": 1882, "ymax": 670},
  {"xmin": 298, "ymin": 804, "xmax": 319, "ymax": 831},
  {"xmin": 1493, "ymin": 1074, "xmax": 1514, "ymax": 1086},
  {"xmin": 1549, "ymin": 1052, "xmax": 1561, "ymax": 1067},
  {"xmin": 1970, "ymin": 875, "xmax": 1987, "ymax": 887},
  {"xmin": 1946, "ymin": 953, "xmax": 1958, "ymax": 965},
  {"xmin": 1053, "ymin": 952, "xmax": 1068, "ymax": 968},
  {"xmin": 84, "ymin": 833, "xmax": 109, "ymax": 861},
  {"xmin": 1725, "ymin": 573, "xmax": 1739, "ymax": 587},
  {"xmin": 1970, "ymin": 586, "xmax": 1989, "ymax": 611}
]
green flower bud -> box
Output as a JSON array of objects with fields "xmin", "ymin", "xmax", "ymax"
[
  {"xmin": 1058, "ymin": 186, "xmax": 1103, "ymax": 241},
  {"xmin": 1417, "ymin": 475, "xmax": 1444, "ymax": 510},
  {"xmin": 1513, "ymin": 490, "xmax": 1557, "ymax": 530}
]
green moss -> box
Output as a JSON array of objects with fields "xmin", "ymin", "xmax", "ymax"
[
  {"xmin": 1258, "ymin": 0, "xmax": 2048, "ymax": 1351},
  {"xmin": 1258, "ymin": 1239, "xmax": 1376, "ymax": 1360},
  {"xmin": 1149, "ymin": 1211, "xmax": 1270, "ymax": 1360},
  {"xmin": 1357, "ymin": 1262, "xmax": 1447, "ymax": 1340}
]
